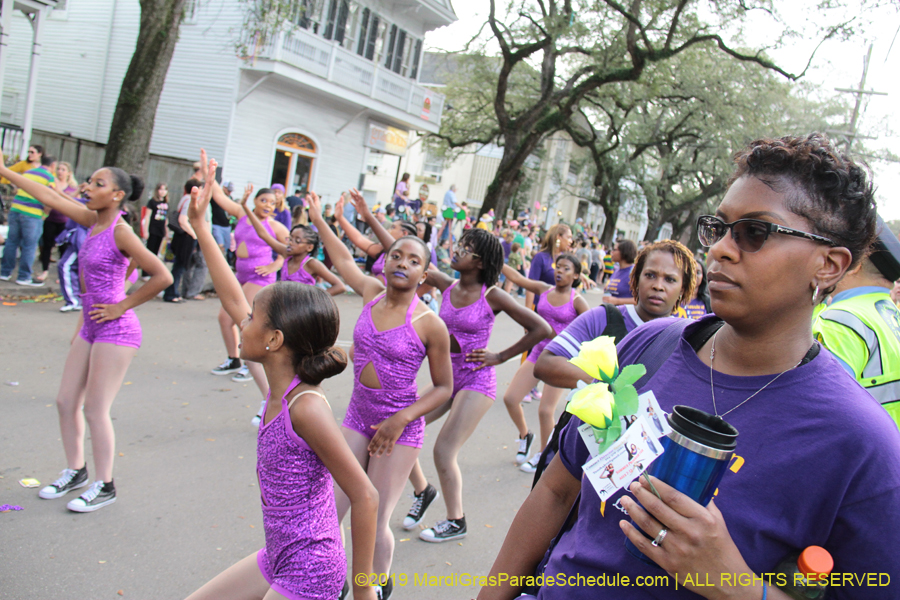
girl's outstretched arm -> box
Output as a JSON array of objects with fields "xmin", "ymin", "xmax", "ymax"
[
  {"xmin": 423, "ymin": 265, "xmax": 454, "ymax": 292},
  {"xmin": 334, "ymin": 195, "xmax": 383, "ymax": 258},
  {"xmin": 501, "ymin": 264, "xmax": 551, "ymax": 296},
  {"xmin": 0, "ymin": 159, "xmax": 96, "ymax": 227},
  {"xmin": 466, "ymin": 287, "xmax": 553, "ymax": 369},
  {"xmin": 306, "ymin": 259, "xmax": 346, "ymax": 296},
  {"xmin": 242, "ymin": 193, "xmax": 289, "ymax": 256},
  {"xmin": 290, "ymin": 394, "xmax": 379, "ymax": 600},
  {"xmin": 308, "ymin": 192, "xmax": 381, "ymax": 299},
  {"xmin": 349, "ymin": 189, "xmax": 394, "ymax": 254},
  {"xmin": 188, "ymin": 160, "xmax": 251, "ymax": 324}
]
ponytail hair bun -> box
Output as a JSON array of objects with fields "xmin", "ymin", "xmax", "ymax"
[
  {"xmin": 296, "ymin": 347, "xmax": 348, "ymax": 385},
  {"xmin": 129, "ymin": 175, "xmax": 145, "ymax": 202},
  {"xmin": 106, "ymin": 166, "xmax": 144, "ymax": 202}
]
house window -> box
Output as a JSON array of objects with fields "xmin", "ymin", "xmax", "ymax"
[{"xmin": 423, "ymin": 150, "xmax": 444, "ymax": 179}]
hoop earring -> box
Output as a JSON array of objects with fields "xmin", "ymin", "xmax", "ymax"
[{"xmin": 811, "ymin": 284, "xmax": 819, "ymax": 306}]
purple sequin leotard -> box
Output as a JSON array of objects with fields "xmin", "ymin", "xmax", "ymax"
[
  {"xmin": 78, "ymin": 220, "xmax": 141, "ymax": 349},
  {"xmin": 526, "ymin": 288, "xmax": 578, "ymax": 363},
  {"xmin": 281, "ymin": 255, "xmax": 316, "ymax": 286},
  {"xmin": 256, "ymin": 376, "xmax": 344, "ymax": 600},
  {"xmin": 234, "ymin": 216, "xmax": 277, "ymax": 286},
  {"xmin": 439, "ymin": 282, "xmax": 497, "ymax": 400},
  {"xmin": 342, "ymin": 293, "xmax": 427, "ymax": 448}
]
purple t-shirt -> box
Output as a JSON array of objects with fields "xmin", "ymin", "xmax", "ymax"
[
  {"xmin": 273, "ymin": 207, "xmax": 291, "ymax": 230},
  {"xmin": 683, "ymin": 297, "xmax": 708, "ymax": 320},
  {"xmin": 539, "ymin": 316, "xmax": 900, "ymax": 600},
  {"xmin": 544, "ymin": 304, "xmax": 644, "ymax": 359},
  {"xmin": 528, "ymin": 251, "xmax": 556, "ymax": 285},
  {"xmin": 604, "ymin": 264, "xmax": 633, "ymax": 299}
]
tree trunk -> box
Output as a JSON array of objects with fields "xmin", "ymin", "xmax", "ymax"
[{"xmin": 103, "ymin": 0, "xmax": 187, "ymax": 179}]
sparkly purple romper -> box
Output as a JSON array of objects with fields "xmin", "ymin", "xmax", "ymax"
[
  {"xmin": 78, "ymin": 220, "xmax": 141, "ymax": 349},
  {"xmin": 342, "ymin": 294, "xmax": 427, "ymax": 448},
  {"xmin": 235, "ymin": 216, "xmax": 277, "ymax": 286},
  {"xmin": 440, "ymin": 282, "xmax": 497, "ymax": 400},
  {"xmin": 527, "ymin": 288, "xmax": 577, "ymax": 363},
  {"xmin": 282, "ymin": 255, "xmax": 316, "ymax": 286},
  {"xmin": 256, "ymin": 377, "xmax": 344, "ymax": 600}
]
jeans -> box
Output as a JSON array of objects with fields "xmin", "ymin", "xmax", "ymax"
[
  {"xmin": 181, "ymin": 246, "xmax": 207, "ymax": 298},
  {"xmin": 211, "ymin": 224, "xmax": 231, "ymax": 250},
  {"xmin": 1, "ymin": 211, "xmax": 42, "ymax": 281}
]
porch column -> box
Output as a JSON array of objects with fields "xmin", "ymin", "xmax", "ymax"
[
  {"xmin": 0, "ymin": 0, "xmax": 14, "ymax": 132},
  {"xmin": 20, "ymin": 6, "xmax": 47, "ymax": 157}
]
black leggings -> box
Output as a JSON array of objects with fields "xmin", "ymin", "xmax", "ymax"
[{"xmin": 40, "ymin": 220, "xmax": 66, "ymax": 271}]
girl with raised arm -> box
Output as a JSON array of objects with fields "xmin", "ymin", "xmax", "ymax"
[
  {"xmin": 206, "ymin": 175, "xmax": 289, "ymax": 426},
  {"xmin": 0, "ymin": 159, "xmax": 173, "ymax": 512},
  {"xmin": 240, "ymin": 193, "xmax": 345, "ymax": 295},
  {"xmin": 333, "ymin": 192, "xmax": 416, "ymax": 281},
  {"xmin": 499, "ymin": 255, "xmax": 590, "ymax": 472},
  {"xmin": 308, "ymin": 191, "xmax": 452, "ymax": 599},
  {"xmin": 402, "ymin": 228, "xmax": 553, "ymax": 544},
  {"xmin": 184, "ymin": 165, "xmax": 378, "ymax": 600}
]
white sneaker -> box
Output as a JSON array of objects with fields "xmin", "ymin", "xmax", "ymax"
[
  {"xmin": 232, "ymin": 366, "xmax": 253, "ymax": 382},
  {"xmin": 515, "ymin": 432, "xmax": 534, "ymax": 465},
  {"xmin": 59, "ymin": 304, "xmax": 81, "ymax": 313},
  {"xmin": 519, "ymin": 453, "xmax": 541, "ymax": 474},
  {"xmin": 251, "ymin": 400, "xmax": 265, "ymax": 426},
  {"xmin": 67, "ymin": 480, "xmax": 116, "ymax": 512}
]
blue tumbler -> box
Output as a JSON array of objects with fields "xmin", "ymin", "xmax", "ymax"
[{"xmin": 624, "ymin": 405, "xmax": 738, "ymax": 567}]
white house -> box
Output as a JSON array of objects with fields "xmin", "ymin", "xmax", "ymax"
[{"xmin": 0, "ymin": 0, "xmax": 455, "ymax": 204}]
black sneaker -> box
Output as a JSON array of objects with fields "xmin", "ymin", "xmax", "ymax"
[
  {"xmin": 38, "ymin": 466, "xmax": 89, "ymax": 499},
  {"xmin": 67, "ymin": 480, "xmax": 116, "ymax": 512},
  {"xmin": 339, "ymin": 578, "xmax": 349, "ymax": 600},
  {"xmin": 211, "ymin": 357, "xmax": 242, "ymax": 375},
  {"xmin": 419, "ymin": 516, "xmax": 467, "ymax": 543},
  {"xmin": 402, "ymin": 483, "xmax": 439, "ymax": 530},
  {"xmin": 377, "ymin": 576, "xmax": 393, "ymax": 600},
  {"xmin": 516, "ymin": 432, "xmax": 534, "ymax": 465}
]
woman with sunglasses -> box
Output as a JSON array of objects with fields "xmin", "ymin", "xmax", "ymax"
[{"xmin": 477, "ymin": 134, "xmax": 900, "ymax": 600}]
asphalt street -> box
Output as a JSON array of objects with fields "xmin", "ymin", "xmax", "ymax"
[{"xmin": 0, "ymin": 287, "xmax": 606, "ymax": 600}]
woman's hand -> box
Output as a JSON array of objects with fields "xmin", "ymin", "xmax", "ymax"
[
  {"xmin": 334, "ymin": 196, "xmax": 346, "ymax": 221},
  {"xmin": 465, "ymin": 348, "xmax": 503, "ymax": 369},
  {"xmin": 350, "ymin": 188, "xmax": 372, "ymax": 221},
  {"xmin": 241, "ymin": 183, "xmax": 253, "ymax": 205},
  {"xmin": 619, "ymin": 476, "xmax": 757, "ymax": 599},
  {"xmin": 367, "ymin": 412, "xmax": 411, "ymax": 457},
  {"xmin": 307, "ymin": 192, "xmax": 324, "ymax": 224},
  {"xmin": 89, "ymin": 302, "xmax": 126, "ymax": 323},
  {"xmin": 256, "ymin": 261, "xmax": 280, "ymax": 276}
]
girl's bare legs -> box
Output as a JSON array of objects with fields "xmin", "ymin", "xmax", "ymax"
[
  {"xmin": 242, "ymin": 282, "xmax": 269, "ymax": 398},
  {"xmin": 185, "ymin": 552, "xmax": 269, "ymax": 600},
  {"xmin": 82, "ymin": 343, "xmax": 137, "ymax": 481},
  {"xmin": 503, "ymin": 361, "xmax": 539, "ymax": 439},
  {"xmin": 55, "ymin": 336, "xmax": 92, "ymax": 470},
  {"xmin": 432, "ymin": 390, "xmax": 493, "ymax": 520},
  {"xmin": 217, "ymin": 306, "xmax": 240, "ymax": 358},
  {"xmin": 407, "ymin": 390, "xmax": 452, "ymax": 494},
  {"xmin": 335, "ymin": 428, "xmax": 420, "ymax": 576},
  {"xmin": 536, "ymin": 385, "xmax": 566, "ymax": 451}
]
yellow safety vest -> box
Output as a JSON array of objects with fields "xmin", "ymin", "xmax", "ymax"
[{"xmin": 813, "ymin": 289, "xmax": 900, "ymax": 429}]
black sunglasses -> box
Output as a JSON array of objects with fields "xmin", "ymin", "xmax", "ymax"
[{"xmin": 697, "ymin": 215, "xmax": 836, "ymax": 253}]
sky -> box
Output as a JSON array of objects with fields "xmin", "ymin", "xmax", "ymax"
[{"xmin": 423, "ymin": 0, "xmax": 900, "ymax": 220}]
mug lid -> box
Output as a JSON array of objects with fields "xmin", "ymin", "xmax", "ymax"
[{"xmin": 669, "ymin": 405, "xmax": 738, "ymax": 451}]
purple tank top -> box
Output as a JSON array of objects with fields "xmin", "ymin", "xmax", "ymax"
[
  {"xmin": 353, "ymin": 293, "xmax": 425, "ymax": 393},
  {"xmin": 80, "ymin": 221, "xmax": 130, "ymax": 306},
  {"xmin": 439, "ymin": 282, "xmax": 495, "ymax": 354},
  {"xmin": 528, "ymin": 288, "xmax": 578, "ymax": 362},
  {"xmin": 282, "ymin": 255, "xmax": 316, "ymax": 286},
  {"xmin": 235, "ymin": 215, "xmax": 275, "ymax": 265}
]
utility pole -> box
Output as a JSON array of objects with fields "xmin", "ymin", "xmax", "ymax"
[{"xmin": 830, "ymin": 44, "xmax": 888, "ymax": 152}]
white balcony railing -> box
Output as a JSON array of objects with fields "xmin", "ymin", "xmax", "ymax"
[{"xmin": 251, "ymin": 26, "xmax": 443, "ymax": 127}]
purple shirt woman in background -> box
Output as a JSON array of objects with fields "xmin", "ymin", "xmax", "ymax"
[
  {"xmin": 477, "ymin": 134, "xmax": 900, "ymax": 600},
  {"xmin": 270, "ymin": 183, "xmax": 292, "ymax": 230},
  {"xmin": 603, "ymin": 238, "xmax": 637, "ymax": 305}
]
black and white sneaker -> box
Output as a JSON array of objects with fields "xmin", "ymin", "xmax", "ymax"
[
  {"xmin": 376, "ymin": 576, "xmax": 393, "ymax": 600},
  {"xmin": 232, "ymin": 366, "xmax": 254, "ymax": 382},
  {"xmin": 516, "ymin": 432, "xmax": 534, "ymax": 465},
  {"xmin": 67, "ymin": 480, "xmax": 116, "ymax": 512},
  {"xmin": 38, "ymin": 466, "xmax": 89, "ymax": 499},
  {"xmin": 402, "ymin": 483, "xmax": 439, "ymax": 530},
  {"xmin": 519, "ymin": 452, "xmax": 541, "ymax": 474},
  {"xmin": 211, "ymin": 357, "xmax": 242, "ymax": 375},
  {"xmin": 420, "ymin": 516, "xmax": 467, "ymax": 543},
  {"xmin": 16, "ymin": 278, "xmax": 44, "ymax": 287}
]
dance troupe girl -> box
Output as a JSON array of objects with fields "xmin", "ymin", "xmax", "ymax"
[
  {"xmin": 391, "ymin": 224, "xmax": 553, "ymax": 543},
  {"xmin": 206, "ymin": 175, "xmax": 289, "ymax": 424},
  {"xmin": 0, "ymin": 161, "xmax": 173, "ymax": 512},
  {"xmin": 239, "ymin": 190, "xmax": 346, "ymax": 294},
  {"xmin": 307, "ymin": 192, "xmax": 453, "ymax": 600},
  {"xmin": 183, "ymin": 168, "xmax": 379, "ymax": 600},
  {"xmin": 500, "ymin": 254, "xmax": 590, "ymax": 472}
]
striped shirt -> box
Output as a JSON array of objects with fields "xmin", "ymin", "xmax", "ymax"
[{"xmin": 10, "ymin": 166, "xmax": 55, "ymax": 217}]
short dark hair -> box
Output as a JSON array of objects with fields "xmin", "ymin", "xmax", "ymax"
[
  {"xmin": 729, "ymin": 133, "xmax": 877, "ymax": 269},
  {"xmin": 617, "ymin": 239, "xmax": 637, "ymax": 263},
  {"xmin": 183, "ymin": 178, "xmax": 202, "ymax": 195},
  {"xmin": 40, "ymin": 155, "xmax": 55, "ymax": 167},
  {"xmin": 264, "ymin": 283, "xmax": 347, "ymax": 385}
]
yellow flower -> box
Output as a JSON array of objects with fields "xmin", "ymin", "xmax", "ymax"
[
  {"xmin": 566, "ymin": 383, "xmax": 615, "ymax": 429},
  {"xmin": 568, "ymin": 336, "xmax": 618, "ymax": 382}
]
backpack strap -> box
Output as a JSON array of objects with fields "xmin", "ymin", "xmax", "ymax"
[
  {"xmin": 632, "ymin": 318, "xmax": 693, "ymax": 389},
  {"xmin": 602, "ymin": 303, "xmax": 628, "ymax": 344}
]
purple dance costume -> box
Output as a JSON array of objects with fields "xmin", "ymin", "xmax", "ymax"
[
  {"xmin": 282, "ymin": 255, "xmax": 316, "ymax": 286},
  {"xmin": 256, "ymin": 376, "xmax": 344, "ymax": 600},
  {"xmin": 526, "ymin": 288, "xmax": 577, "ymax": 363},
  {"xmin": 235, "ymin": 216, "xmax": 277, "ymax": 286},
  {"xmin": 78, "ymin": 220, "xmax": 141, "ymax": 349},
  {"xmin": 439, "ymin": 282, "xmax": 498, "ymax": 400},
  {"xmin": 342, "ymin": 294, "xmax": 428, "ymax": 448}
]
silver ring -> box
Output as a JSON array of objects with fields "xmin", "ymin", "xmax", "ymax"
[{"xmin": 651, "ymin": 527, "xmax": 668, "ymax": 547}]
